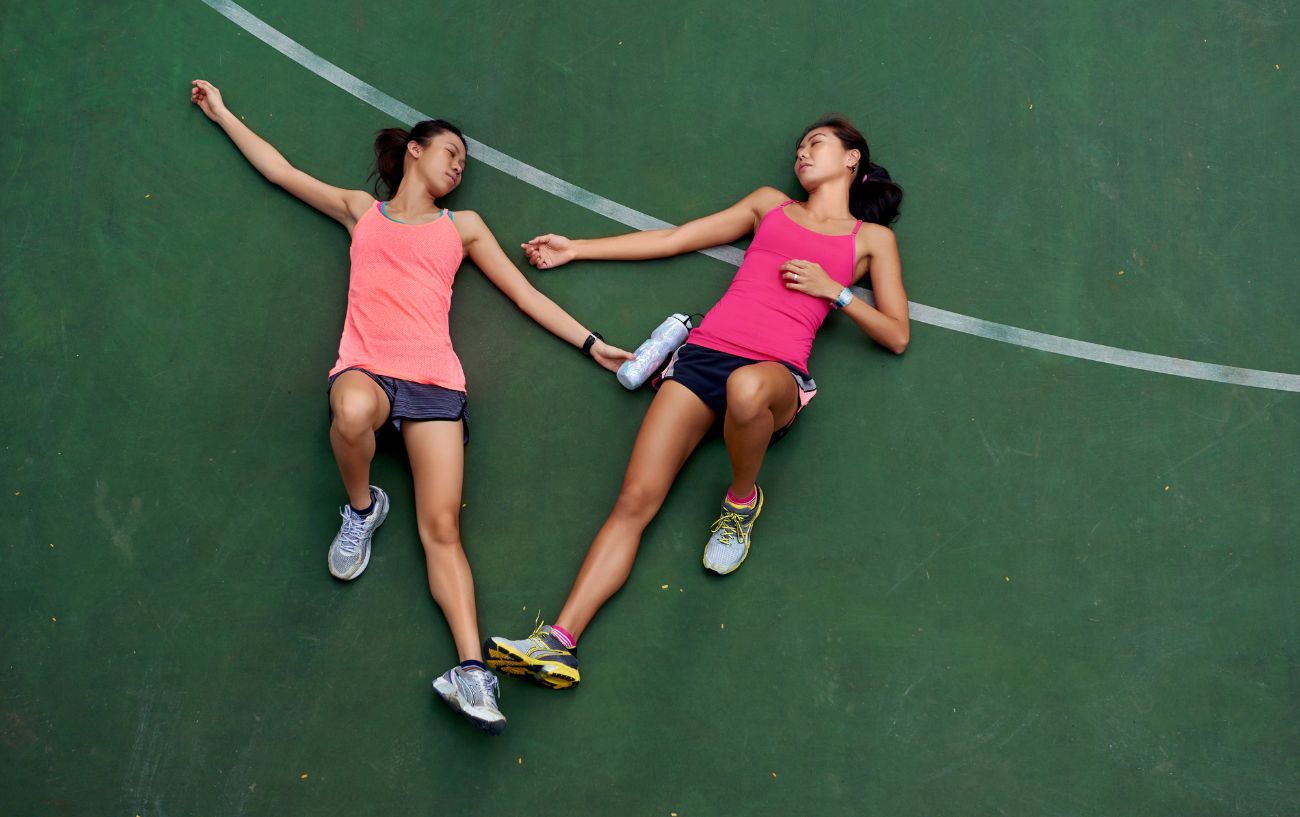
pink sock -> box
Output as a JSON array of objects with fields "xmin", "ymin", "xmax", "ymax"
[
  {"xmin": 727, "ymin": 487, "xmax": 757, "ymax": 506},
  {"xmin": 550, "ymin": 624, "xmax": 576, "ymax": 649}
]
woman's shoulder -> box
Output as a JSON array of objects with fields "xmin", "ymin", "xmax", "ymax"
[
  {"xmin": 856, "ymin": 221, "xmax": 897, "ymax": 251},
  {"xmin": 737, "ymin": 186, "xmax": 793, "ymax": 222},
  {"xmin": 447, "ymin": 209, "xmax": 487, "ymax": 249},
  {"xmin": 337, "ymin": 191, "xmax": 378, "ymax": 235},
  {"xmin": 344, "ymin": 190, "xmax": 378, "ymax": 221},
  {"xmin": 749, "ymin": 186, "xmax": 792, "ymax": 208},
  {"xmin": 449, "ymin": 209, "xmax": 483, "ymax": 229}
]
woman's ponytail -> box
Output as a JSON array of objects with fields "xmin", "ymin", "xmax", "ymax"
[
  {"xmin": 369, "ymin": 119, "xmax": 466, "ymax": 199},
  {"xmin": 850, "ymin": 161, "xmax": 903, "ymax": 227},
  {"xmin": 371, "ymin": 127, "xmax": 411, "ymax": 199}
]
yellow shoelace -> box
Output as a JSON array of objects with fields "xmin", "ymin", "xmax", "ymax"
[{"xmin": 710, "ymin": 510, "xmax": 747, "ymax": 545}]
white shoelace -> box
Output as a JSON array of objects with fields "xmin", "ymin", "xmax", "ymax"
[
  {"xmin": 461, "ymin": 668, "xmax": 500, "ymax": 705},
  {"xmin": 335, "ymin": 507, "xmax": 367, "ymax": 555}
]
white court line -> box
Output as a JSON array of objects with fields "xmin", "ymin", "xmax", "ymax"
[{"xmin": 199, "ymin": 0, "xmax": 1300, "ymax": 394}]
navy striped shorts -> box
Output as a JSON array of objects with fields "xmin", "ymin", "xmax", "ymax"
[{"xmin": 328, "ymin": 367, "xmax": 469, "ymax": 444}]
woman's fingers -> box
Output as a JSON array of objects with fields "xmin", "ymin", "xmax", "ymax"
[
  {"xmin": 591, "ymin": 342, "xmax": 635, "ymax": 372},
  {"xmin": 520, "ymin": 242, "xmax": 546, "ymax": 267},
  {"xmin": 521, "ymin": 235, "xmax": 572, "ymax": 269},
  {"xmin": 783, "ymin": 268, "xmax": 814, "ymax": 290}
]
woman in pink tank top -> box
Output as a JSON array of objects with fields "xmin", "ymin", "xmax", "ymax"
[
  {"xmin": 485, "ymin": 116, "xmax": 910, "ymax": 690},
  {"xmin": 191, "ymin": 80, "xmax": 632, "ymax": 733}
]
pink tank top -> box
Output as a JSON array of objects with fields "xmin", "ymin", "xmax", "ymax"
[
  {"xmin": 329, "ymin": 202, "xmax": 467, "ymax": 391},
  {"xmin": 688, "ymin": 201, "xmax": 860, "ymax": 373}
]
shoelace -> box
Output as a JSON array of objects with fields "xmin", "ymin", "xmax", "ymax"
[
  {"xmin": 526, "ymin": 612, "xmax": 550, "ymax": 643},
  {"xmin": 522, "ymin": 614, "xmax": 574, "ymax": 653},
  {"xmin": 335, "ymin": 506, "xmax": 367, "ymax": 556},
  {"xmin": 710, "ymin": 510, "xmax": 747, "ymax": 546},
  {"xmin": 461, "ymin": 668, "xmax": 500, "ymax": 704}
]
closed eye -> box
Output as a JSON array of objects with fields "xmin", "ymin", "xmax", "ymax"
[{"xmin": 796, "ymin": 136, "xmax": 825, "ymax": 156}]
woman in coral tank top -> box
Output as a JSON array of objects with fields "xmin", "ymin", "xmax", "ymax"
[
  {"xmin": 191, "ymin": 80, "xmax": 631, "ymax": 733},
  {"xmin": 486, "ymin": 116, "xmax": 909, "ymax": 691}
]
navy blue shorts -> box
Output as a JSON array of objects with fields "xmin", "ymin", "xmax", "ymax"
[
  {"xmin": 655, "ymin": 343, "xmax": 817, "ymax": 437},
  {"xmin": 328, "ymin": 367, "xmax": 469, "ymax": 444}
]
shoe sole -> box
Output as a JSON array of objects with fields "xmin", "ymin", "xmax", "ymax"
[
  {"xmin": 485, "ymin": 640, "xmax": 581, "ymax": 690},
  {"xmin": 328, "ymin": 490, "xmax": 390, "ymax": 581},
  {"xmin": 431, "ymin": 677, "xmax": 506, "ymax": 736},
  {"xmin": 703, "ymin": 489, "xmax": 763, "ymax": 575}
]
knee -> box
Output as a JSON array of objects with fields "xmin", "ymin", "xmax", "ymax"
[
  {"xmin": 418, "ymin": 510, "xmax": 461, "ymax": 549},
  {"xmin": 611, "ymin": 480, "xmax": 666, "ymax": 524},
  {"xmin": 725, "ymin": 370, "xmax": 771, "ymax": 424},
  {"xmin": 331, "ymin": 391, "xmax": 380, "ymax": 438}
]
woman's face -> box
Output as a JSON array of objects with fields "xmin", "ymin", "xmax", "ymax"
[
  {"xmin": 408, "ymin": 132, "xmax": 467, "ymax": 197},
  {"xmin": 794, "ymin": 127, "xmax": 859, "ymax": 191}
]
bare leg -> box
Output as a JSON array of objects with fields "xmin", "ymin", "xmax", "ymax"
[
  {"xmin": 721, "ymin": 363, "xmax": 799, "ymax": 499},
  {"xmin": 402, "ymin": 419, "xmax": 481, "ymax": 662},
  {"xmin": 329, "ymin": 371, "xmax": 390, "ymax": 508},
  {"xmin": 554, "ymin": 382, "xmax": 715, "ymax": 640}
]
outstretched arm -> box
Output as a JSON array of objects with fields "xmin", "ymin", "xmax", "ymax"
[
  {"xmin": 521, "ymin": 187, "xmax": 788, "ymax": 269},
  {"xmin": 459, "ymin": 212, "xmax": 635, "ymax": 373},
  {"xmin": 190, "ymin": 80, "xmax": 372, "ymax": 231}
]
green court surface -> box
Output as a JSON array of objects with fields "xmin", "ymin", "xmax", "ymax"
[{"xmin": 2, "ymin": 1, "xmax": 1297, "ymax": 815}]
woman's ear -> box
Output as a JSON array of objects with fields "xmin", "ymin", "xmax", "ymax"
[
  {"xmin": 846, "ymin": 149, "xmax": 861, "ymax": 171},
  {"xmin": 407, "ymin": 140, "xmax": 422, "ymax": 159}
]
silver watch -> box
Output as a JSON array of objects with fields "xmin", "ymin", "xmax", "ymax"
[{"xmin": 830, "ymin": 287, "xmax": 854, "ymax": 310}]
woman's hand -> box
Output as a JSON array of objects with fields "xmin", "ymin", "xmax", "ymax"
[
  {"xmin": 522, "ymin": 234, "xmax": 577, "ymax": 270},
  {"xmin": 589, "ymin": 339, "xmax": 636, "ymax": 373},
  {"xmin": 780, "ymin": 259, "xmax": 839, "ymax": 301},
  {"xmin": 190, "ymin": 80, "xmax": 230, "ymax": 122}
]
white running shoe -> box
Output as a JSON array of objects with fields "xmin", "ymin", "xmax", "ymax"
[
  {"xmin": 432, "ymin": 665, "xmax": 507, "ymax": 735},
  {"xmin": 327, "ymin": 486, "xmax": 389, "ymax": 580}
]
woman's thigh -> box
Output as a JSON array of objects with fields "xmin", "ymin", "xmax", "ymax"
[
  {"xmin": 400, "ymin": 419, "xmax": 466, "ymax": 539},
  {"xmin": 617, "ymin": 381, "xmax": 717, "ymax": 505}
]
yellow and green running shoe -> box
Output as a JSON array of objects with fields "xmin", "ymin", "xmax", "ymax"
[{"xmin": 485, "ymin": 621, "xmax": 581, "ymax": 690}]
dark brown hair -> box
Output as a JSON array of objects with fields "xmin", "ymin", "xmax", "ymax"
[
  {"xmin": 370, "ymin": 119, "xmax": 464, "ymax": 199},
  {"xmin": 799, "ymin": 114, "xmax": 903, "ymax": 226}
]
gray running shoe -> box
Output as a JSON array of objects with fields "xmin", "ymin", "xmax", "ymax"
[
  {"xmin": 432, "ymin": 665, "xmax": 506, "ymax": 735},
  {"xmin": 327, "ymin": 486, "xmax": 389, "ymax": 580},
  {"xmin": 702, "ymin": 486, "xmax": 764, "ymax": 575}
]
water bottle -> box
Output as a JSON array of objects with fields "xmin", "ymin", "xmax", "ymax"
[{"xmin": 617, "ymin": 313, "xmax": 693, "ymax": 389}]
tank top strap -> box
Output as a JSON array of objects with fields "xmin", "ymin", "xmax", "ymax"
[
  {"xmin": 851, "ymin": 219, "xmax": 864, "ymax": 236},
  {"xmin": 779, "ymin": 199, "xmax": 796, "ymax": 207}
]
